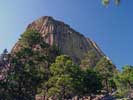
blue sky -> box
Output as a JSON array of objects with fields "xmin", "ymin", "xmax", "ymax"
[{"xmin": 0, "ymin": 0, "xmax": 132, "ymax": 69}]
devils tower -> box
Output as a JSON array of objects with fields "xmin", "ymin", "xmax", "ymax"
[{"xmin": 12, "ymin": 16, "xmax": 104, "ymax": 64}]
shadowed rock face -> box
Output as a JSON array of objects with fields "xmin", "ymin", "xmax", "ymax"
[{"xmin": 12, "ymin": 16, "xmax": 104, "ymax": 64}]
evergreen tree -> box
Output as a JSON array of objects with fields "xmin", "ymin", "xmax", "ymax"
[
  {"xmin": 47, "ymin": 55, "xmax": 79, "ymax": 99},
  {"xmin": 80, "ymin": 50, "xmax": 99, "ymax": 69},
  {"xmin": 121, "ymin": 65, "xmax": 133, "ymax": 89},
  {"xmin": 46, "ymin": 55, "xmax": 102, "ymax": 99},
  {"xmin": 80, "ymin": 69, "xmax": 102, "ymax": 97},
  {"xmin": 95, "ymin": 57, "xmax": 116, "ymax": 92},
  {"xmin": 0, "ymin": 30, "xmax": 59, "ymax": 99},
  {"xmin": 113, "ymin": 65, "xmax": 133, "ymax": 98}
]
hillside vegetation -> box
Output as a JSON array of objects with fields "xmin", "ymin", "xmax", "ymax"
[{"xmin": 0, "ymin": 29, "xmax": 132, "ymax": 100}]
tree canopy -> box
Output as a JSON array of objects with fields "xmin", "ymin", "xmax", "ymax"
[
  {"xmin": 102, "ymin": 0, "xmax": 120, "ymax": 6},
  {"xmin": 95, "ymin": 57, "xmax": 117, "ymax": 92}
]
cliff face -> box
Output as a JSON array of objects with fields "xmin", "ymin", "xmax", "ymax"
[{"xmin": 12, "ymin": 16, "xmax": 104, "ymax": 64}]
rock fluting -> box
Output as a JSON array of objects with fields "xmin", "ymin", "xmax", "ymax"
[{"xmin": 12, "ymin": 16, "xmax": 104, "ymax": 65}]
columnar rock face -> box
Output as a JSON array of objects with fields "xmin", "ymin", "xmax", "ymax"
[{"xmin": 12, "ymin": 16, "xmax": 104, "ymax": 64}]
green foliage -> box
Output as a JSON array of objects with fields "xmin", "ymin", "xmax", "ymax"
[
  {"xmin": 47, "ymin": 55, "xmax": 78, "ymax": 98},
  {"xmin": 121, "ymin": 65, "xmax": 133, "ymax": 89},
  {"xmin": 95, "ymin": 57, "xmax": 116, "ymax": 92},
  {"xmin": 102, "ymin": 0, "xmax": 120, "ymax": 6},
  {"xmin": 102, "ymin": 0, "xmax": 110, "ymax": 6},
  {"xmin": 2, "ymin": 29, "xmax": 131, "ymax": 99},
  {"xmin": 50, "ymin": 55, "xmax": 76, "ymax": 75},
  {"xmin": 4, "ymin": 49, "xmax": 47, "ymax": 99},
  {"xmin": 46, "ymin": 55, "xmax": 102, "ymax": 98},
  {"xmin": 80, "ymin": 69, "xmax": 102, "ymax": 95},
  {"xmin": 114, "ymin": 89, "xmax": 129, "ymax": 98},
  {"xmin": 20, "ymin": 29, "xmax": 42, "ymax": 47},
  {"xmin": 80, "ymin": 50, "xmax": 99, "ymax": 69},
  {"xmin": 113, "ymin": 65, "xmax": 133, "ymax": 98},
  {"xmin": 0, "ymin": 30, "xmax": 60, "ymax": 99}
]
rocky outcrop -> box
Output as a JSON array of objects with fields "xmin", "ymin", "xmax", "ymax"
[{"xmin": 12, "ymin": 16, "xmax": 104, "ymax": 65}]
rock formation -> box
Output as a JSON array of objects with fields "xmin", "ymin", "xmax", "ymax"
[{"xmin": 12, "ymin": 16, "xmax": 104, "ymax": 65}]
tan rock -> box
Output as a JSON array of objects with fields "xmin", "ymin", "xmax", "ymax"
[{"xmin": 12, "ymin": 16, "xmax": 104, "ymax": 65}]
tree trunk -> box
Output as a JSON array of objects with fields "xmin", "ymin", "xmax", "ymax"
[
  {"xmin": 105, "ymin": 79, "xmax": 109, "ymax": 93},
  {"xmin": 128, "ymin": 81, "xmax": 132, "ymax": 90}
]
